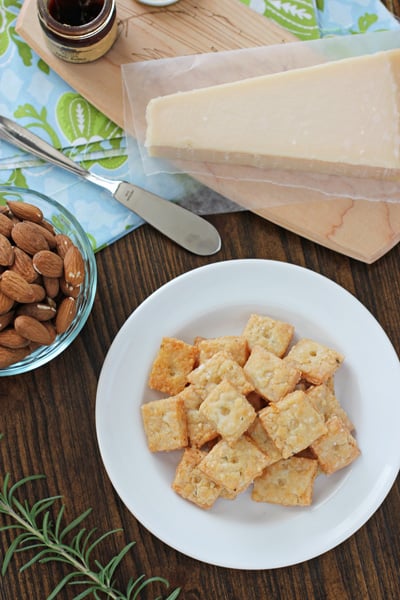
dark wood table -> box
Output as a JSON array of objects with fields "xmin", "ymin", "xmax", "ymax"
[{"xmin": 1, "ymin": 4, "xmax": 400, "ymax": 600}]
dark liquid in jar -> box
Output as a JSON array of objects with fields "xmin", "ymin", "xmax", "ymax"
[{"xmin": 48, "ymin": 0, "xmax": 104, "ymax": 26}]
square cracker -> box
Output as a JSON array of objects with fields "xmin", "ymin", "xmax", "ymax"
[
  {"xmin": 148, "ymin": 337, "xmax": 199, "ymax": 396},
  {"xmin": 244, "ymin": 345, "xmax": 301, "ymax": 402},
  {"xmin": 186, "ymin": 410, "xmax": 220, "ymax": 448},
  {"xmin": 258, "ymin": 390, "xmax": 327, "ymax": 459},
  {"xmin": 285, "ymin": 338, "xmax": 344, "ymax": 385},
  {"xmin": 247, "ymin": 416, "xmax": 282, "ymax": 466},
  {"xmin": 252, "ymin": 457, "xmax": 318, "ymax": 506},
  {"xmin": 310, "ymin": 416, "xmax": 360, "ymax": 475},
  {"xmin": 187, "ymin": 351, "xmax": 254, "ymax": 400},
  {"xmin": 176, "ymin": 386, "xmax": 219, "ymax": 448},
  {"xmin": 242, "ymin": 313, "xmax": 294, "ymax": 357},
  {"xmin": 196, "ymin": 335, "xmax": 249, "ymax": 366},
  {"xmin": 177, "ymin": 385, "xmax": 203, "ymax": 410},
  {"xmin": 141, "ymin": 396, "xmax": 188, "ymax": 452},
  {"xmin": 199, "ymin": 379, "xmax": 256, "ymax": 444},
  {"xmin": 172, "ymin": 448, "xmax": 222, "ymax": 509},
  {"xmin": 306, "ymin": 383, "xmax": 354, "ymax": 431},
  {"xmin": 198, "ymin": 436, "xmax": 269, "ymax": 493}
]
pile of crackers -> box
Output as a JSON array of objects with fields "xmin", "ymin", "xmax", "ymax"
[{"xmin": 141, "ymin": 314, "xmax": 360, "ymax": 510}]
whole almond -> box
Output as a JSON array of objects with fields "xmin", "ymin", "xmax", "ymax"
[
  {"xmin": 0, "ymin": 233, "xmax": 14, "ymax": 267},
  {"xmin": 0, "ymin": 270, "xmax": 36, "ymax": 303},
  {"xmin": 11, "ymin": 221, "xmax": 49, "ymax": 255},
  {"xmin": 0, "ymin": 346, "xmax": 30, "ymax": 368},
  {"xmin": 7, "ymin": 200, "xmax": 43, "ymax": 223},
  {"xmin": 30, "ymin": 283, "xmax": 46, "ymax": 303},
  {"xmin": 0, "ymin": 328, "xmax": 30, "ymax": 349},
  {"xmin": 59, "ymin": 278, "xmax": 81, "ymax": 299},
  {"xmin": 33, "ymin": 250, "xmax": 64, "ymax": 278},
  {"xmin": 0, "ymin": 310, "xmax": 14, "ymax": 331},
  {"xmin": 64, "ymin": 245, "xmax": 85, "ymax": 286},
  {"xmin": 0, "ymin": 213, "xmax": 13, "ymax": 237},
  {"xmin": 39, "ymin": 219, "xmax": 56, "ymax": 235},
  {"xmin": 43, "ymin": 276, "xmax": 60, "ymax": 298},
  {"xmin": 10, "ymin": 247, "xmax": 38, "ymax": 283},
  {"xmin": 55, "ymin": 296, "xmax": 77, "ymax": 334},
  {"xmin": 41, "ymin": 320, "xmax": 57, "ymax": 345},
  {"xmin": 14, "ymin": 315, "xmax": 55, "ymax": 345},
  {"xmin": 55, "ymin": 234, "xmax": 74, "ymax": 259},
  {"xmin": 0, "ymin": 290, "xmax": 14, "ymax": 314},
  {"xmin": 25, "ymin": 221, "xmax": 57, "ymax": 249},
  {"xmin": 17, "ymin": 302, "xmax": 56, "ymax": 322}
]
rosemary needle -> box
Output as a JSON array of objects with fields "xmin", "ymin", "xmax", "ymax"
[{"xmin": 0, "ymin": 436, "xmax": 181, "ymax": 600}]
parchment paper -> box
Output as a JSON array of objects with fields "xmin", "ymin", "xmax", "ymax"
[{"xmin": 122, "ymin": 30, "xmax": 400, "ymax": 206}]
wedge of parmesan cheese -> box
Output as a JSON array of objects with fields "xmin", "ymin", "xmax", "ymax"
[{"xmin": 145, "ymin": 49, "xmax": 400, "ymax": 180}]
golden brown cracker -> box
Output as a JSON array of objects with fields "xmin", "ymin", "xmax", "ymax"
[
  {"xmin": 199, "ymin": 380, "xmax": 256, "ymax": 444},
  {"xmin": 252, "ymin": 457, "xmax": 318, "ymax": 506},
  {"xmin": 243, "ymin": 313, "xmax": 294, "ymax": 357},
  {"xmin": 148, "ymin": 336, "xmax": 198, "ymax": 395},
  {"xmin": 285, "ymin": 338, "xmax": 344, "ymax": 385},
  {"xmin": 198, "ymin": 436, "xmax": 269, "ymax": 493},
  {"xmin": 306, "ymin": 383, "xmax": 354, "ymax": 431},
  {"xmin": 244, "ymin": 345, "xmax": 301, "ymax": 402},
  {"xmin": 188, "ymin": 351, "xmax": 254, "ymax": 399},
  {"xmin": 172, "ymin": 448, "xmax": 222, "ymax": 509},
  {"xmin": 259, "ymin": 390, "xmax": 327, "ymax": 458},
  {"xmin": 246, "ymin": 416, "xmax": 283, "ymax": 466},
  {"xmin": 196, "ymin": 335, "xmax": 249, "ymax": 366},
  {"xmin": 310, "ymin": 416, "xmax": 360, "ymax": 475},
  {"xmin": 141, "ymin": 396, "xmax": 188, "ymax": 452}
]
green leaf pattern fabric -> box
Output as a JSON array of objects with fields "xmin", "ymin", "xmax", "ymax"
[{"xmin": 245, "ymin": 0, "xmax": 320, "ymax": 40}]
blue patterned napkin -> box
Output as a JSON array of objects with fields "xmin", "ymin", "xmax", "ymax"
[
  {"xmin": 0, "ymin": 0, "xmax": 398, "ymax": 251},
  {"xmin": 316, "ymin": 0, "xmax": 399, "ymax": 35},
  {"xmin": 246, "ymin": 1, "xmax": 398, "ymax": 37}
]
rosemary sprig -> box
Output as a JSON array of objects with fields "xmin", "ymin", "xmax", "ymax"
[{"xmin": 0, "ymin": 436, "xmax": 181, "ymax": 600}]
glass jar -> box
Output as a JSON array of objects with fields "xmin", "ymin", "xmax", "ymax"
[{"xmin": 37, "ymin": 0, "xmax": 118, "ymax": 64}]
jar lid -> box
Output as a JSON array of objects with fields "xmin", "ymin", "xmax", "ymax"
[{"xmin": 37, "ymin": 0, "xmax": 116, "ymax": 42}]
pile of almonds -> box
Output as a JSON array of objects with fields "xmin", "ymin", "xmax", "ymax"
[{"xmin": 0, "ymin": 200, "xmax": 86, "ymax": 369}]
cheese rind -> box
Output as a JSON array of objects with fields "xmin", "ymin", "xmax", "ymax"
[{"xmin": 145, "ymin": 49, "xmax": 400, "ymax": 180}]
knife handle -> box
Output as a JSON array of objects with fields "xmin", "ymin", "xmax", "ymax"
[{"xmin": 0, "ymin": 115, "xmax": 88, "ymax": 179}]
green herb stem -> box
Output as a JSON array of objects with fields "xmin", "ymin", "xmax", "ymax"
[{"xmin": 0, "ymin": 462, "xmax": 181, "ymax": 600}]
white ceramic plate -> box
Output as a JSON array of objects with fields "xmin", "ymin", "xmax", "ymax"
[{"xmin": 96, "ymin": 259, "xmax": 400, "ymax": 569}]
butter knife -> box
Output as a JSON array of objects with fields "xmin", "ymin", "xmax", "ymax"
[{"xmin": 0, "ymin": 116, "xmax": 221, "ymax": 256}]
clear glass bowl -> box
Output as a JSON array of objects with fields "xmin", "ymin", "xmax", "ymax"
[{"xmin": 0, "ymin": 186, "xmax": 97, "ymax": 376}]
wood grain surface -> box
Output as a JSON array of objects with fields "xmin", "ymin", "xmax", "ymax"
[
  {"xmin": 0, "ymin": 208, "xmax": 399, "ymax": 600},
  {"xmin": 16, "ymin": 0, "xmax": 400, "ymax": 263},
  {"xmin": 1, "ymin": 5, "xmax": 399, "ymax": 598}
]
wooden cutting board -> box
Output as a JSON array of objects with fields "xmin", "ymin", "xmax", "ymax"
[{"xmin": 16, "ymin": 0, "xmax": 400, "ymax": 263}]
